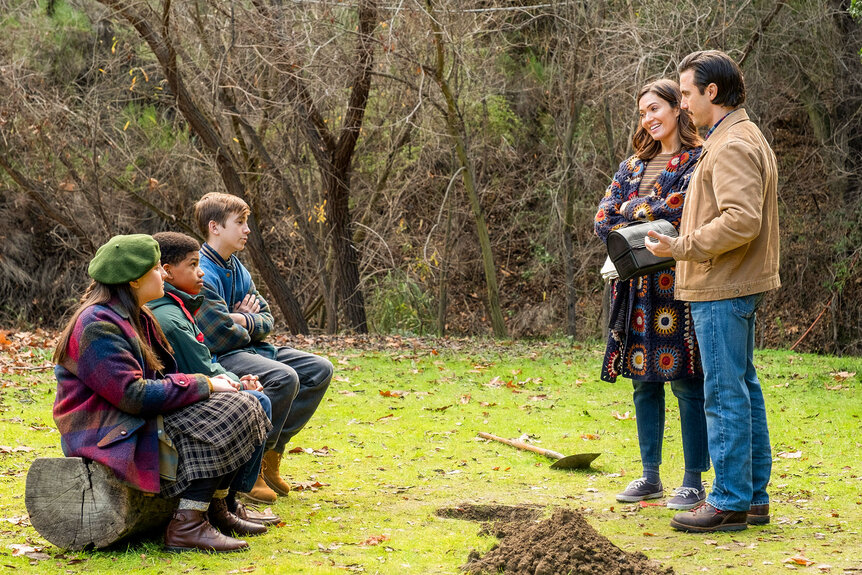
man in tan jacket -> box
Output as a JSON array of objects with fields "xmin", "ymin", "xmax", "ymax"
[{"xmin": 646, "ymin": 50, "xmax": 780, "ymax": 533}]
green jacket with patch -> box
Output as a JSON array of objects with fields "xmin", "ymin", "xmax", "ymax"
[{"xmin": 147, "ymin": 283, "xmax": 239, "ymax": 382}]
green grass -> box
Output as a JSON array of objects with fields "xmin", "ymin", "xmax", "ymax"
[{"xmin": 0, "ymin": 337, "xmax": 860, "ymax": 574}]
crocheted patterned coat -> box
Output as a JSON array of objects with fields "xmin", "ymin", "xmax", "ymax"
[
  {"xmin": 594, "ymin": 148, "xmax": 703, "ymax": 383},
  {"xmin": 53, "ymin": 300, "xmax": 211, "ymax": 493}
]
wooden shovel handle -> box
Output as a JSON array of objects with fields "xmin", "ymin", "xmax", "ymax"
[{"xmin": 478, "ymin": 432, "xmax": 564, "ymax": 460}]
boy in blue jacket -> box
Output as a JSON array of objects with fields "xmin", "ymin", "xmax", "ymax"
[{"xmin": 193, "ymin": 193, "xmax": 333, "ymax": 497}]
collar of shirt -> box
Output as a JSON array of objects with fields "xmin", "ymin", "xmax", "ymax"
[{"xmin": 705, "ymin": 108, "xmax": 739, "ymax": 140}]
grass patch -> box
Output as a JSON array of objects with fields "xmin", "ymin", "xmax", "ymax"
[{"xmin": 0, "ymin": 336, "xmax": 860, "ymax": 573}]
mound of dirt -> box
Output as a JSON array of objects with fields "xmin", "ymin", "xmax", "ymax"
[
  {"xmin": 436, "ymin": 504, "xmax": 544, "ymax": 524},
  {"xmin": 441, "ymin": 504, "xmax": 673, "ymax": 575}
]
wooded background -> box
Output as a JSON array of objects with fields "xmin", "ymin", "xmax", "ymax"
[{"xmin": 1, "ymin": 0, "xmax": 860, "ymax": 353}]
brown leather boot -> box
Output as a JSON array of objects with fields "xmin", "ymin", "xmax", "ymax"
[
  {"xmin": 234, "ymin": 500, "xmax": 281, "ymax": 526},
  {"xmin": 243, "ymin": 472, "xmax": 278, "ymax": 504},
  {"xmin": 261, "ymin": 450, "xmax": 291, "ymax": 496},
  {"xmin": 748, "ymin": 504, "xmax": 770, "ymax": 525},
  {"xmin": 208, "ymin": 498, "xmax": 268, "ymax": 536},
  {"xmin": 164, "ymin": 508, "xmax": 248, "ymax": 553}
]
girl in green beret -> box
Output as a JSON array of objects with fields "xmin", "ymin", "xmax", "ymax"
[{"xmin": 53, "ymin": 235, "xmax": 272, "ymax": 552}]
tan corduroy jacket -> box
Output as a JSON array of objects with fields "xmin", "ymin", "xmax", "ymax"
[{"xmin": 669, "ymin": 109, "xmax": 780, "ymax": 301}]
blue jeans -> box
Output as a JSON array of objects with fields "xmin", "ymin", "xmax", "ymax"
[
  {"xmin": 690, "ymin": 295, "xmax": 771, "ymax": 512},
  {"xmin": 230, "ymin": 389, "xmax": 272, "ymax": 493},
  {"xmin": 632, "ymin": 378, "xmax": 710, "ymax": 473},
  {"xmin": 220, "ymin": 348, "xmax": 333, "ymax": 454}
]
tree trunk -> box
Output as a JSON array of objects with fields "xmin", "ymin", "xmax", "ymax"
[
  {"xmin": 326, "ymin": 172, "xmax": 368, "ymax": 332},
  {"xmin": 425, "ymin": 0, "xmax": 507, "ymax": 338},
  {"xmin": 97, "ymin": 0, "xmax": 309, "ymax": 333},
  {"xmin": 26, "ymin": 458, "xmax": 176, "ymax": 550}
]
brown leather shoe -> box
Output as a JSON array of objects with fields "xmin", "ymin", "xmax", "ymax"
[
  {"xmin": 208, "ymin": 498, "xmax": 268, "ymax": 536},
  {"xmin": 261, "ymin": 450, "xmax": 292, "ymax": 496},
  {"xmin": 748, "ymin": 504, "xmax": 770, "ymax": 525},
  {"xmin": 670, "ymin": 503, "xmax": 748, "ymax": 533},
  {"xmin": 234, "ymin": 500, "xmax": 281, "ymax": 526},
  {"xmin": 164, "ymin": 509, "xmax": 248, "ymax": 553},
  {"xmin": 243, "ymin": 472, "xmax": 278, "ymax": 504}
]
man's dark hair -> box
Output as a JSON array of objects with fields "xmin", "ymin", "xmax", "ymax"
[
  {"xmin": 152, "ymin": 232, "xmax": 200, "ymax": 266},
  {"xmin": 678, "ymin": 50, "xmax": 746, "ymax": 108}
]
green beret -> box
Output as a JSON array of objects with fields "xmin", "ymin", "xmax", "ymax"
[{"xmin": 88, "ymin": 234, "xmax": 161, "ymax": 285}]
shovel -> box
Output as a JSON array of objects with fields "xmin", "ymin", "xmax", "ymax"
[{"xmin": 478, "ymin": 432, "xmax": 600, "ymax": 470}]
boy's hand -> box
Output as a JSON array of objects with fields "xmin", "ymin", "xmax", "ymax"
[
  {"xmin": 239, "ymin": 375, "xmax": 263, "ymax": 392},
  {"xmin": 233, "ymin": 294, "xmax": 261, "ymax": 314}
]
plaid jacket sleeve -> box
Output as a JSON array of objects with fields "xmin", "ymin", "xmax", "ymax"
[
  {"xmin": 73, "ymin": 310, "xmax": 211, "ymax": 417},
  {"xmin": 197, "ymin": 282, "xmax": 252, "ymax": 355},
  {"xmin": 244, "ymin": 280, "xmax": 274, "ymax": 342}
]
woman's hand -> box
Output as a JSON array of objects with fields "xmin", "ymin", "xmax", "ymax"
[
  {"xmin": 210, "ymin": 374, "xmax": 240, "ymax": 393},
  {"xmin": 239, "ymin": 375, "xmax": 263, "ymax": 392}
]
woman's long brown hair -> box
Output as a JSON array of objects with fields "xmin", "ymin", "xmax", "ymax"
[
  {"xmin": 54, "ymin": 280, "xmax": 173, "ymax": 371},
  {"xmin": 632, "ymin": 79, "xmax": 702, "ymax": 160}
]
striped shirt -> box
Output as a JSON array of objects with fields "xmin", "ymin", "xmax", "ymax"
[{"xmin": 638, "ymin": 153, "xmax": 674, "ymax": 196}]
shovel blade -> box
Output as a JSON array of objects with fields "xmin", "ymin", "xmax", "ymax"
[{"xmin": 549, "ymin": 452, "xmax": 600, "ymax": 470}]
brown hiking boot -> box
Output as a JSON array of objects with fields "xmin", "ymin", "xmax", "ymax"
[
  {"xmin": 748, "ymin": 504, "xmax": 770, "ymax": 525},
  {"xmin": 164, "ymin": 509, "xmax": 248, "ymax": 553},
  {"xmin": 234, "ymin": 500, "xmax": 281, "ymax": 526},
  {"xmin": 243, "ymin": 472, "xmax": 278, "ymax": 504},
  {"xmin": 208, "ymin": 498, "xmax": 267, "ymax": 536},
  {"xmin": 261, "ymin": 450, "xmax": 291, "ymax": 496},
  {"xmin": 670, "ymin": 503, "xmax": 748, "ymax": 533}
]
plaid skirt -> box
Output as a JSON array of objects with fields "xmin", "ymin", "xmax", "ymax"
[{"xmin": 160, "ymin": 392, "xmax": 270, "ymax": 498}]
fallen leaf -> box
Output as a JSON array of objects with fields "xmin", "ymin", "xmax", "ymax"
[
  {"xmin": 292, "ymin": 480, "xmax": 330, "ymax": 491},
  {"xmin": 379, "ymin": 390, "xmax": 407, "ymax": 398},
  {"xmin": 358, "ymin": 534, "xmax": 389, "ymax": 547},
  {"xmin": 459, "ymin": 394, "xmax": 471, "ymax": 404},
  {"xmin": 0, "ymin": 445, "xmax": 34, "ymax": 454},
  {"xmin": 830, "ymin": 371, "xmax": 855, "ymax": 381},
  {"xmin": 777, "ymin": 450, "xmax": 802, "ymax": 459},
  {"xmin": 784, "ymin": 555, "xmax": 815, "ymax": 567},
  {"xmin": 611, "ymin": 410, "xmax": 634, "ymax": 420},
  {"xmin": 484, "ymin": 376, "xmax": 504, "ymax": 388},
  {"xmin": 580, "ymin": 433, "xmax": 600, "ymax": 440},
  {"xmin": 0, "ymin": 516, "xmax": 29, "ymax": 526}
]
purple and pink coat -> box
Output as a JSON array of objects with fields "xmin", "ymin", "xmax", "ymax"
[{"xmin": 53, "ymin": 299, "xmax": 210, "ymax": 493}]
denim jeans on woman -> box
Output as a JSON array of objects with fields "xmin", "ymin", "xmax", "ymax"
[
  {"xmin": 632, "ymin": 377, "xmax": 710, "ymax": 473},
  {"xmin": 690, "ymin": 293, "xmax": 771, "ymax": 512}
]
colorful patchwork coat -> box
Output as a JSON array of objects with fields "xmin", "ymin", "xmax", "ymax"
[
  {"xmin": 594, "ymin": 149, "xmax": 703, "ymax": 383},
  {"xmin": 53, "ymin": 300, "xmax": 211, "ymax": 493}
]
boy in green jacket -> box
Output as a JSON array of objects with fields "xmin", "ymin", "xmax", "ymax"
[{"xmin": 148, "ymin": 232, "xmax": 281, "ymax": 517}]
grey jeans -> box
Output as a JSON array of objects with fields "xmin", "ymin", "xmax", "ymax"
[{"xmin": 219, "ymin": 347, "xmax": 332, "ymax": 453}]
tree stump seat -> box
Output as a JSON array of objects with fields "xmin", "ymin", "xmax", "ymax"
[{"xmin": 25, "ymin": 457, "xmax": 177, "ymax": 550}]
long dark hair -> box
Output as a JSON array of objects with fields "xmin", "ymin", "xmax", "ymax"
[
  {"xmin": 54, "ymin": 280, "xmax": 172, "ymax": 371},
  {"xmin": 632, "ymin": 79, "xmax": 701, "ymax": 160}
]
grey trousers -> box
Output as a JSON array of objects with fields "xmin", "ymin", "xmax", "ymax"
[{"xmin": 219, "ymin": 347, "xmax": 332, "ymax": 453}]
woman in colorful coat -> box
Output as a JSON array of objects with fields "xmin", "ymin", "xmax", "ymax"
[
  {"xmin": 594, "ymin": 79, "xmax": 710, "ymax": 510},
  {"xmin": 53, "ymin": 235, "xmax": 271, "ymax": 553}
]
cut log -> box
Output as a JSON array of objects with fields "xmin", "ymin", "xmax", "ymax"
[{"xmin": 25, "ymin": 457, "xmax": 176, "ymax": 550}]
